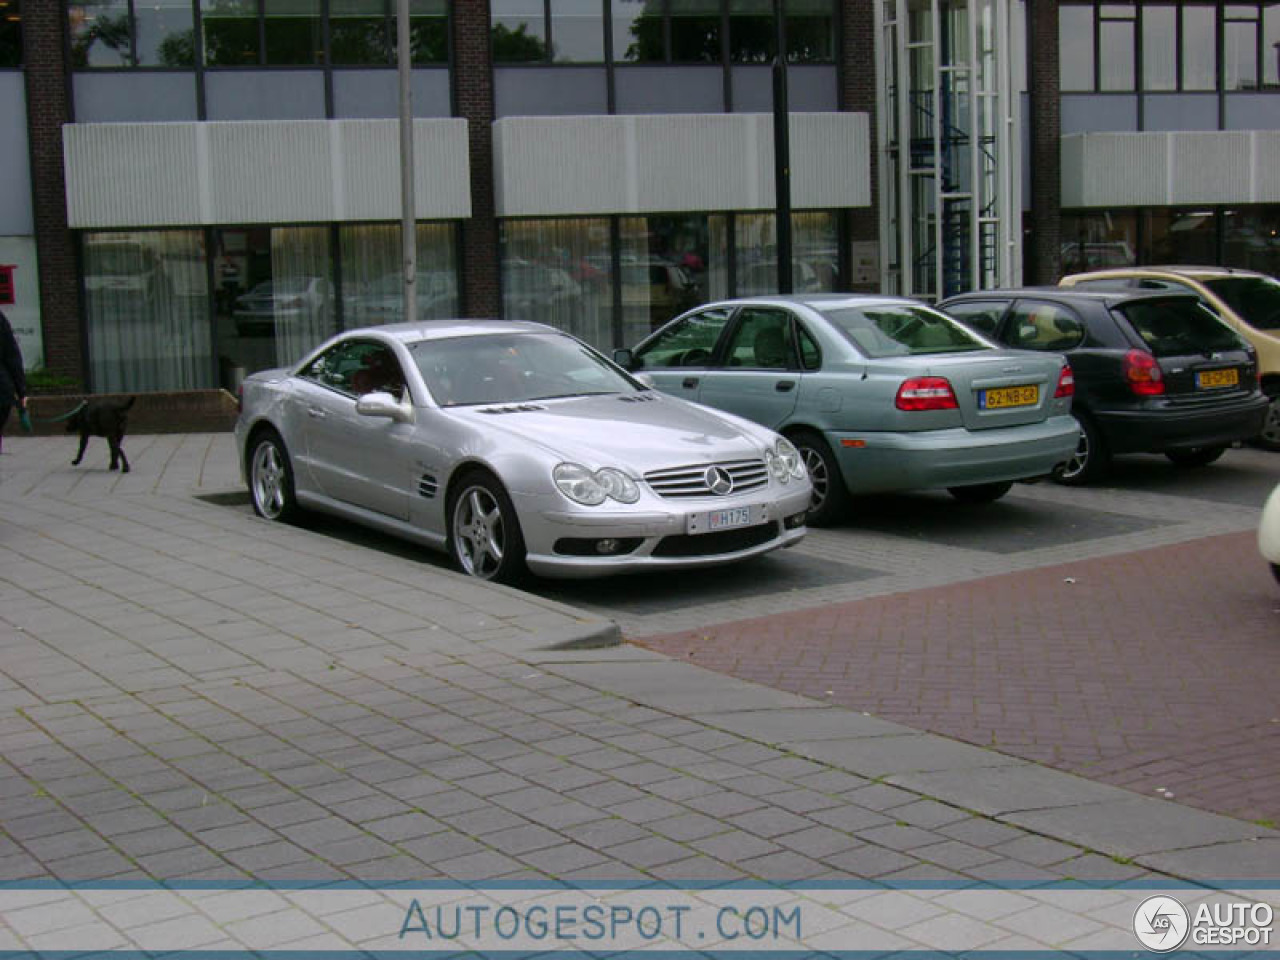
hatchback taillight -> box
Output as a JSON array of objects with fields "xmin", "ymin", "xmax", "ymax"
[
  {"xmin": 1124, "ymin": 349, "xmax": 1165, "ymax": 396},
  {"xmin": 1054, "ymin": 364, "xmax": 1075, "ymax": 398},
  {"xmin": 896, "ymin": 376, "xmax": 959, "ymax": 411}
]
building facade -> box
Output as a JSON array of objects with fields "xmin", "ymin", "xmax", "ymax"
[{"xmin": 3, "ymin": 1, "xmax": 1280, "ymax": 396}]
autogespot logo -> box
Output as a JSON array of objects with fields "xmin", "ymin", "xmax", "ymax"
[{"xmin": 1134, "ymin": 895, "xmax": 1191, "ymax": 952}]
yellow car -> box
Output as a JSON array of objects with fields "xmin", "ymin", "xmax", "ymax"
[{"xmin": 1059, "ymin": 266, "xmax": 1280, "ymax": 450}]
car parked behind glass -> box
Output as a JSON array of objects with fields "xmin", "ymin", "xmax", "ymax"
[
  {"xmin": 614, "ymin": 295, "xmax": 1080, "ymax": 525},
  {"xmin": 1059, "ymin": 266, "xmax": 1280, "ymax": 450},
  {"xmin": 941, "ymin": 288, "xmax": 1267, "ymax": 484},
  {"xmin": 235, "ymin": 320, "xmax": 811, "ymax": 583}
]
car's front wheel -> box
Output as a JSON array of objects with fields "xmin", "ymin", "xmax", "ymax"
[
  {"xmin": 1165, "ymin": 446, "xmax": 1226, "ymax": 467},
  {"xmin": 448, "ymin": 471, "xmax": 527, "ymax": 583},
  {"xmin": 1256, "ymin": 384, "xmax": 1280, "ymax": 452},
  {"xmin": 790, "ymin": 430, "xmax": 849, "ymax": 527},
  {"xmin": 248, "ymin": 429, "xmax": 300, "ymax": 522},
  {"xmin": 1052, "ymin": 413, "xmax": 1108, "ymax": 486},
  {"xmin": 948, "ymin": 481, "xmax": 1013, "ymax": 504}
]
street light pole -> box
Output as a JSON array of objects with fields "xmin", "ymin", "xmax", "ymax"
[
  {"xmin": 397, "ymin": 0, "xmax": 417, "ymax": 325},
  {"xmin": 772, "ymin": 0, "xmax": 793, "ymax": 294}
]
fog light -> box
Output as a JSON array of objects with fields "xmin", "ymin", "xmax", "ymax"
[
  {"xmin": 784, "ymin": 511, "xmax": 807, "ymax": 530},
  {"xmin": 597, "ymin": 538, "xmax": 620, "ymax": 555}
]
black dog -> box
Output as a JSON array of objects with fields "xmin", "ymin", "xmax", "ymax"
[{"xmin": 66, "ymin": 396, "xmax": 135, "ymax": 473}]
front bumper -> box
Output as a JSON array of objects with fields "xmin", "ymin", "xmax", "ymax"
[
  {"xmin": 830, "ymin": 416, "xmax": 1081, "ymax": 495},
  {"xmin": 1093, "ymin": 394, "xmax": 1269, "ymax": 454},
  {"xmin": 517, "ymin": 484, "xmax": 813, "ymax": 579}
]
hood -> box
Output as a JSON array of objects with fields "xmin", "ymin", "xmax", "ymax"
[{"xmin": 449, "ymin": 391, "xmax": 775, "ymax": 471}]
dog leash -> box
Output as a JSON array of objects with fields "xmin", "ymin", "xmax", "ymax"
[{"xmin": 19, "ymin": 400, "xmax": 87, "ymax": 432}]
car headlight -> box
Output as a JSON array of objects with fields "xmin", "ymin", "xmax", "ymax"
[
  {"xmin": 767, "ymin": 438, "xmax": 807, "ymax": 483},
  {"xmin": 553, "ymin": 463, "xmax": 641, "ymax": 505}
]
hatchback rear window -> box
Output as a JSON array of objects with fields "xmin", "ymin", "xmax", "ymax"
[
  {"xmin": 1115, "ymin": 298, "xmax": 1248, "ymax": 357},
  {"xmin": 820, "ymin": 304, "xmax": 987, "ymax": 357}
]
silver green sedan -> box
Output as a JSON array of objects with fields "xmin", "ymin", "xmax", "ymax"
[
  {"xmin": 235, "ymin": 320, "xmax": 811, "ymax": 582},
  {"xmin": 616, "ymin": 295, "xmax": 1080, "ymax": 525}
]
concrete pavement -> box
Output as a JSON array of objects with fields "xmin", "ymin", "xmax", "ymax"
[{"xmin": 0, "ymin": 432, "xmax": 1277, "ymax": 909}]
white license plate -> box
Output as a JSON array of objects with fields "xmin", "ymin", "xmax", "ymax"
[{"xmin": 686, "ymin": 504, "xmax": 766, "ymax": 535}]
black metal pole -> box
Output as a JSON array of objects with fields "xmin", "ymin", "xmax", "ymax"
[{"xmin": 772, "ymin": 0, "xmax": 792, "ymax": 293}]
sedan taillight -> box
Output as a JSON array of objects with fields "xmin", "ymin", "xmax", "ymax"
[
  {"xmin": 896, "ymin": 376, "xmax": 958, "ymax": 411},
  {"xmin": 1054, "ymin": 364, "xmax": 1075, "ymax": 398},
  {"xmin": 1124, "ymin": 349, "xmax": 1165, "ymax": 396}
]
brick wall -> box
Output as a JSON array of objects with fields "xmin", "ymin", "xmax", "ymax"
[
  {"xmin": 23, "ymin": 0, "xmax": 83, "ymax": 384},
  {"xmin": 840, "ymin": 0, "xmax": 879, "ymax": 291},
  {"xmin": 453, "ymin": 1, "xmax": 500, "ymax": 319},
  {"xmin": 1026, "ymin": 0, "xmax": 1062, "ymax": 285}
]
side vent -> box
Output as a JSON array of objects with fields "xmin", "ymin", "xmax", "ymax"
[
  {"xmin": 417, "ymin": 474, "xmax": 439, "ymax": 499},
  {"xmin": 619, "ymin": 393, "xmax": 659, "ymax": 403},
  {"xmin": 478, "ymin": 404, "xmax": 547, "ymax": 415}
]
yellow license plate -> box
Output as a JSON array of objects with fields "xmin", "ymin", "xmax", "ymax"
[
  {"xmin": 981, "ymin": 385, "xmax": 1040, "ymax": 409},
  {"xmin": 1197, "ymin": 368, "xmax": 1238, "ymax": 389}
]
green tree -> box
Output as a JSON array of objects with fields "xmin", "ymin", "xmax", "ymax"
[
  {"xmin": 491, "ymin": 22, "xmax": 548, "ymax": 62},
  {"xmin": 157, "ymin": 29, "xmax": 195, "ymax": 67}
]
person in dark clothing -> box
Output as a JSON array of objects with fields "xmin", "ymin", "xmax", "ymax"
[{"xmin": 0, "ymin": 309, "xmax": 28, "ymax": 454}]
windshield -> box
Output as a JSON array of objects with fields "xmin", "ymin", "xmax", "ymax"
[
  {"xmin": 410, "ymin": 332, "xmax": 644, "ymax": 407},
  {"xmin": 820, "ymin": 304, "xmax": 988, "ymax": 357},
  {"xmin": 1201, "ymin": 275, "xmax": 1280, "ymax": 330},
  {"xmin": 1116, "ymin": 298, "xmax": 1248, "ymax": 357}
]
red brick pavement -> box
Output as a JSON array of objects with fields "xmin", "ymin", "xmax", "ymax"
[{"xmin": 636, "ymin": 531, "xmax": 1280, "ymax": 826}]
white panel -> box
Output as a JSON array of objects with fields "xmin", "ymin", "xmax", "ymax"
[
  {"xmin": 65, "ymin": 123, "xmax": 202, "ymax": 228},
  {"xmin": 493, "ymin": 113, "xmax": 870, "ymax": 217},
  {"xmin": 1169, "ymin": 132, "xmax": 1250, "ymax": 203},
  {"xmin": 65, "ymin": 120, "xmax": 471, "ymax": 229},
  {"xmin": 206, "ymin": 121, "xmax": 334, "ymax": 224},
  {"xmin": 1062, "ymin": 131, "xmax": 1280, "ymax": 208}
]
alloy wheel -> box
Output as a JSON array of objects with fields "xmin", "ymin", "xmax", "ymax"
[
  {"xmin": 251, "ymin": 441, "xmax": 288, "ymax": 519},
  {"xmin": 452, "ymin": 486, "xmax": 506, "ymax": 579}
]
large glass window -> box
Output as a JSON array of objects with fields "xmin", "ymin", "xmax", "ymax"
[
  {"xmin": 492, "ymin": 0, "xmax": 603, "ymax": 62},
  {"xmin": 612, "ymin": 0, "xmax": 659, "ymax": 61},
  {"xmin": 70, "ymin": 0, "xmax": 133, "ymax": 67},
  {"xmin": 1182, "ymin": 3, "xmax": 1217, "ymax": 90},
  {"xmin": 734, "ymin": 211, "xmax": 838, "ymax": 296},
  {"xmin": 1059, "ymin": 4, "xmax": 1095, "ymax": 90},
  {"xmin": 402, "ymin": 0, "xmax": 447, "ymax": 64},
  {"xmin": 330, "ymin": 0, "xmax": 390, "ymax": 64},
  {"xmin": 0, "ymin": 0, "xmax": 19, "ymax": 67},
  {"xmin": 671, "ymin": 0, "xmax": 722, "ymax": 63},
  {"xmin": 1224, "ymin": 207, "xmax": 1280, "ymax": 275},
  {"xmin": 339, "ymin": 222, "xmax": 457, "ymax": 327},
  {"xmin": 264, "ymin": 0, "xmax": 321, "ymax": 64},
  {"xmin": 620, "ymin": 214, "xmax": 711, "ymax": 345},
  {"xmin": 1099, "ymin": 4, "xmax": 1135, "ymax": 91},
  {"xmin": 551, "ymin": 0, "xmax": 604, "ymax": 61},
  {"xmin": 1141, "ymin": 4, "xmax": 1177, "ymax": 91},
  {"xmin": 493, "ymin": 0, "xmax": 549, "ymax": 61},
  {"xmin": 501, "ymin": 219, "xmax": 613, "ymax": 348},
  {"xmin": 84, "ymin": 230, "xmax": 213, "ymax": 393},
  {"xmin": 1226, "ymin": 4, "xmax": 1260, "ymax": 89},
  {"xmin": 1265, "ymin": 4, "xmax": 1280, "ymax": 86},
  {"xmin": 1060, "ymin": 211, "xmax": 1138, "ymax": 274},
  {"xmin": 1150, "ymin": 208, "xmax": 1218, "ymax": 263},
  {"xmin": 202, "ymin": 0, "xmax": 259, "ymax": 65}
]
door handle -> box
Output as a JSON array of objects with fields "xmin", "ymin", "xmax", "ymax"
[
  {"xmin": 682, "ymin": 377, "xmax": 699, "ymax": 389},
  {"xmin": 775, "ymin": 380, "xmax": 796, "ymax": 392},
  {"xmin": 307, "ymin": 407, "xmax": 326, "ymax": 419}
]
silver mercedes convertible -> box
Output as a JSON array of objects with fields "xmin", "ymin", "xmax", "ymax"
[{"xmin": 235, "ymin": 320, "xmax": 812, "ymax": 582}]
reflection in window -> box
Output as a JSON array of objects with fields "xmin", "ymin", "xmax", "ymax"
[
  {"xmin": 1059, "ymin": 4, "xmax": 1094, "ymax": 90},
  {"xmin": 1099, "ymin": 5, "xmax": 1135, "ymax": 91},
  {"xmin": 730, "ymin": 0, "xmax": 775, "ymax": 63},
  {"xmin": 202, "ymin": 0, "xmax": 258, "ymax": 65},
  {"xmin": 611, "ymin": 0, "xmax": 658, "ymax": 61},
  {"xmin": 621, "ymin": 215, "xmax": 711, "ymax": 345},
  {"xmin": 493, "ymin": 0, "xmax": 548, "ymax": 62},
  {"xmin": 1224, "ymin": 207, "xmax": 1280, "ymax": 276},
  {"xmin": 1060, "ymin": 210, "xmax": 1138, "ymax": 274},
  {"xmin": 339, "ymin": 222, "xmax": 457, "ymax": 328},
  {"xmin": 1226, "ymin": 5, "xmax": 1260, "ymax": 90},
  {"xmin": 401, "ymin": 0, "xmax": 447, "ymax": 64},
  {"xmin": 84, "ymin": 230, "xmax": 213, "ymax": 393},
  {"xmin": 501, "ymin": 219, "xmax": 613, "ymax": 348},
  {"xmin": 0, "ymin": 0, "xmax": 19, "ymax": 67},
  {"xmin": 671, "ymin": 0, "xmax": 721, "ymax": 63},
  {"xmin": 70, "ymin": 0, "xmax": 133, "ymax": 67},
  {"xmin": 330, "ymin": 0, "xmax": 390, "ymax": 64},
  {"xmin": 734, "ymin": 211, "xmax": 838, "ymax": 297},
  {"xmin": 1182, "ymin": 3, "xmax": 1216, "ymax": 90},
  {"xmin": 1265, "ymin": 5, "xmax": 1280, "ymax": 86},
  {"xmin": 551, "ymin": 0, "xmax": 604, "ymax": 62},
  {"xmin": 137, "ymin": 0, "xmax": 195, "ymax": 65},
  {"xmin": 1142, "ymin": 4, "xmax": 1176, "ymax": 91},
  {"xmin": 264, "ymin": 0, "xmax": 321, "ymax": 65}
]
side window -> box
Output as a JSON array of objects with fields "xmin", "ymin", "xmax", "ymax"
[
  {"xmin": 632, "ymin": 308, "xmax": 731, "ymax": 369},
  {"xmin": 301, "ymin": 340, "xmax": 405, "ymax": 398},
  {"xmin": 723, "ymin": 308, "xmax": 795, "ymax": 370},
  {"xmin": 1006, "ymin": 302, "xmax": 1086, "ymax": 351},
  {"xmin": 797, "ymin": 323, "xmax": 821, "ymax": 370},
  {"xmin": 944, "ymin": 301, "xmax": 1007, "ymax": 336}
]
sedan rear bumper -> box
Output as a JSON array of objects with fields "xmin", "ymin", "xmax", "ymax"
[
  {"xmin": 1093, "ymin": 394, "xmax": 1269, "ymax": 454},
  {"xmin": 829, "ymin": 415, "xmax": 1081, "ymax": 494}
]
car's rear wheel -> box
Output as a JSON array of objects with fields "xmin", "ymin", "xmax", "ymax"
[
  {"xmin": 1165, "ymin": 446, "xmax": 1227, "ymax": 467},
  {"xmin": 1052, "ymin": 413, "xmax": 1108, "ymax": 486},
  {"xmin": 790, "ymin": 430, "xmax": 849, "ymax": 527},
  {"xmin": 1255, "ymin": 384, "xmax": 1280, "ymax": 452},
  {"xmin": 948, "ymin": 481, "xmax": 1014, "ymax": 504},
  {"xmin": 248, "ymin": 429, "xmax": 300, "ymax": 522},
  {"xmin": 448, "ymin": 470, "xmax": 527, "ymax": 584}
]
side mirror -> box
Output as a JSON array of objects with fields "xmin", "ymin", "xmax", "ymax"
[
  {"xmin": 612, "ymin": 348, "xmax": 634, "ymax": 370},
  {"xmin": 356, "ymin": 391, "xmax": 413, "ymax": 424}
]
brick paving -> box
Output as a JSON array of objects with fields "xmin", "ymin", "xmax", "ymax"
[{"xmin": 638, "ymin": 530, "xmax": 1280, "ymax": 827}]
